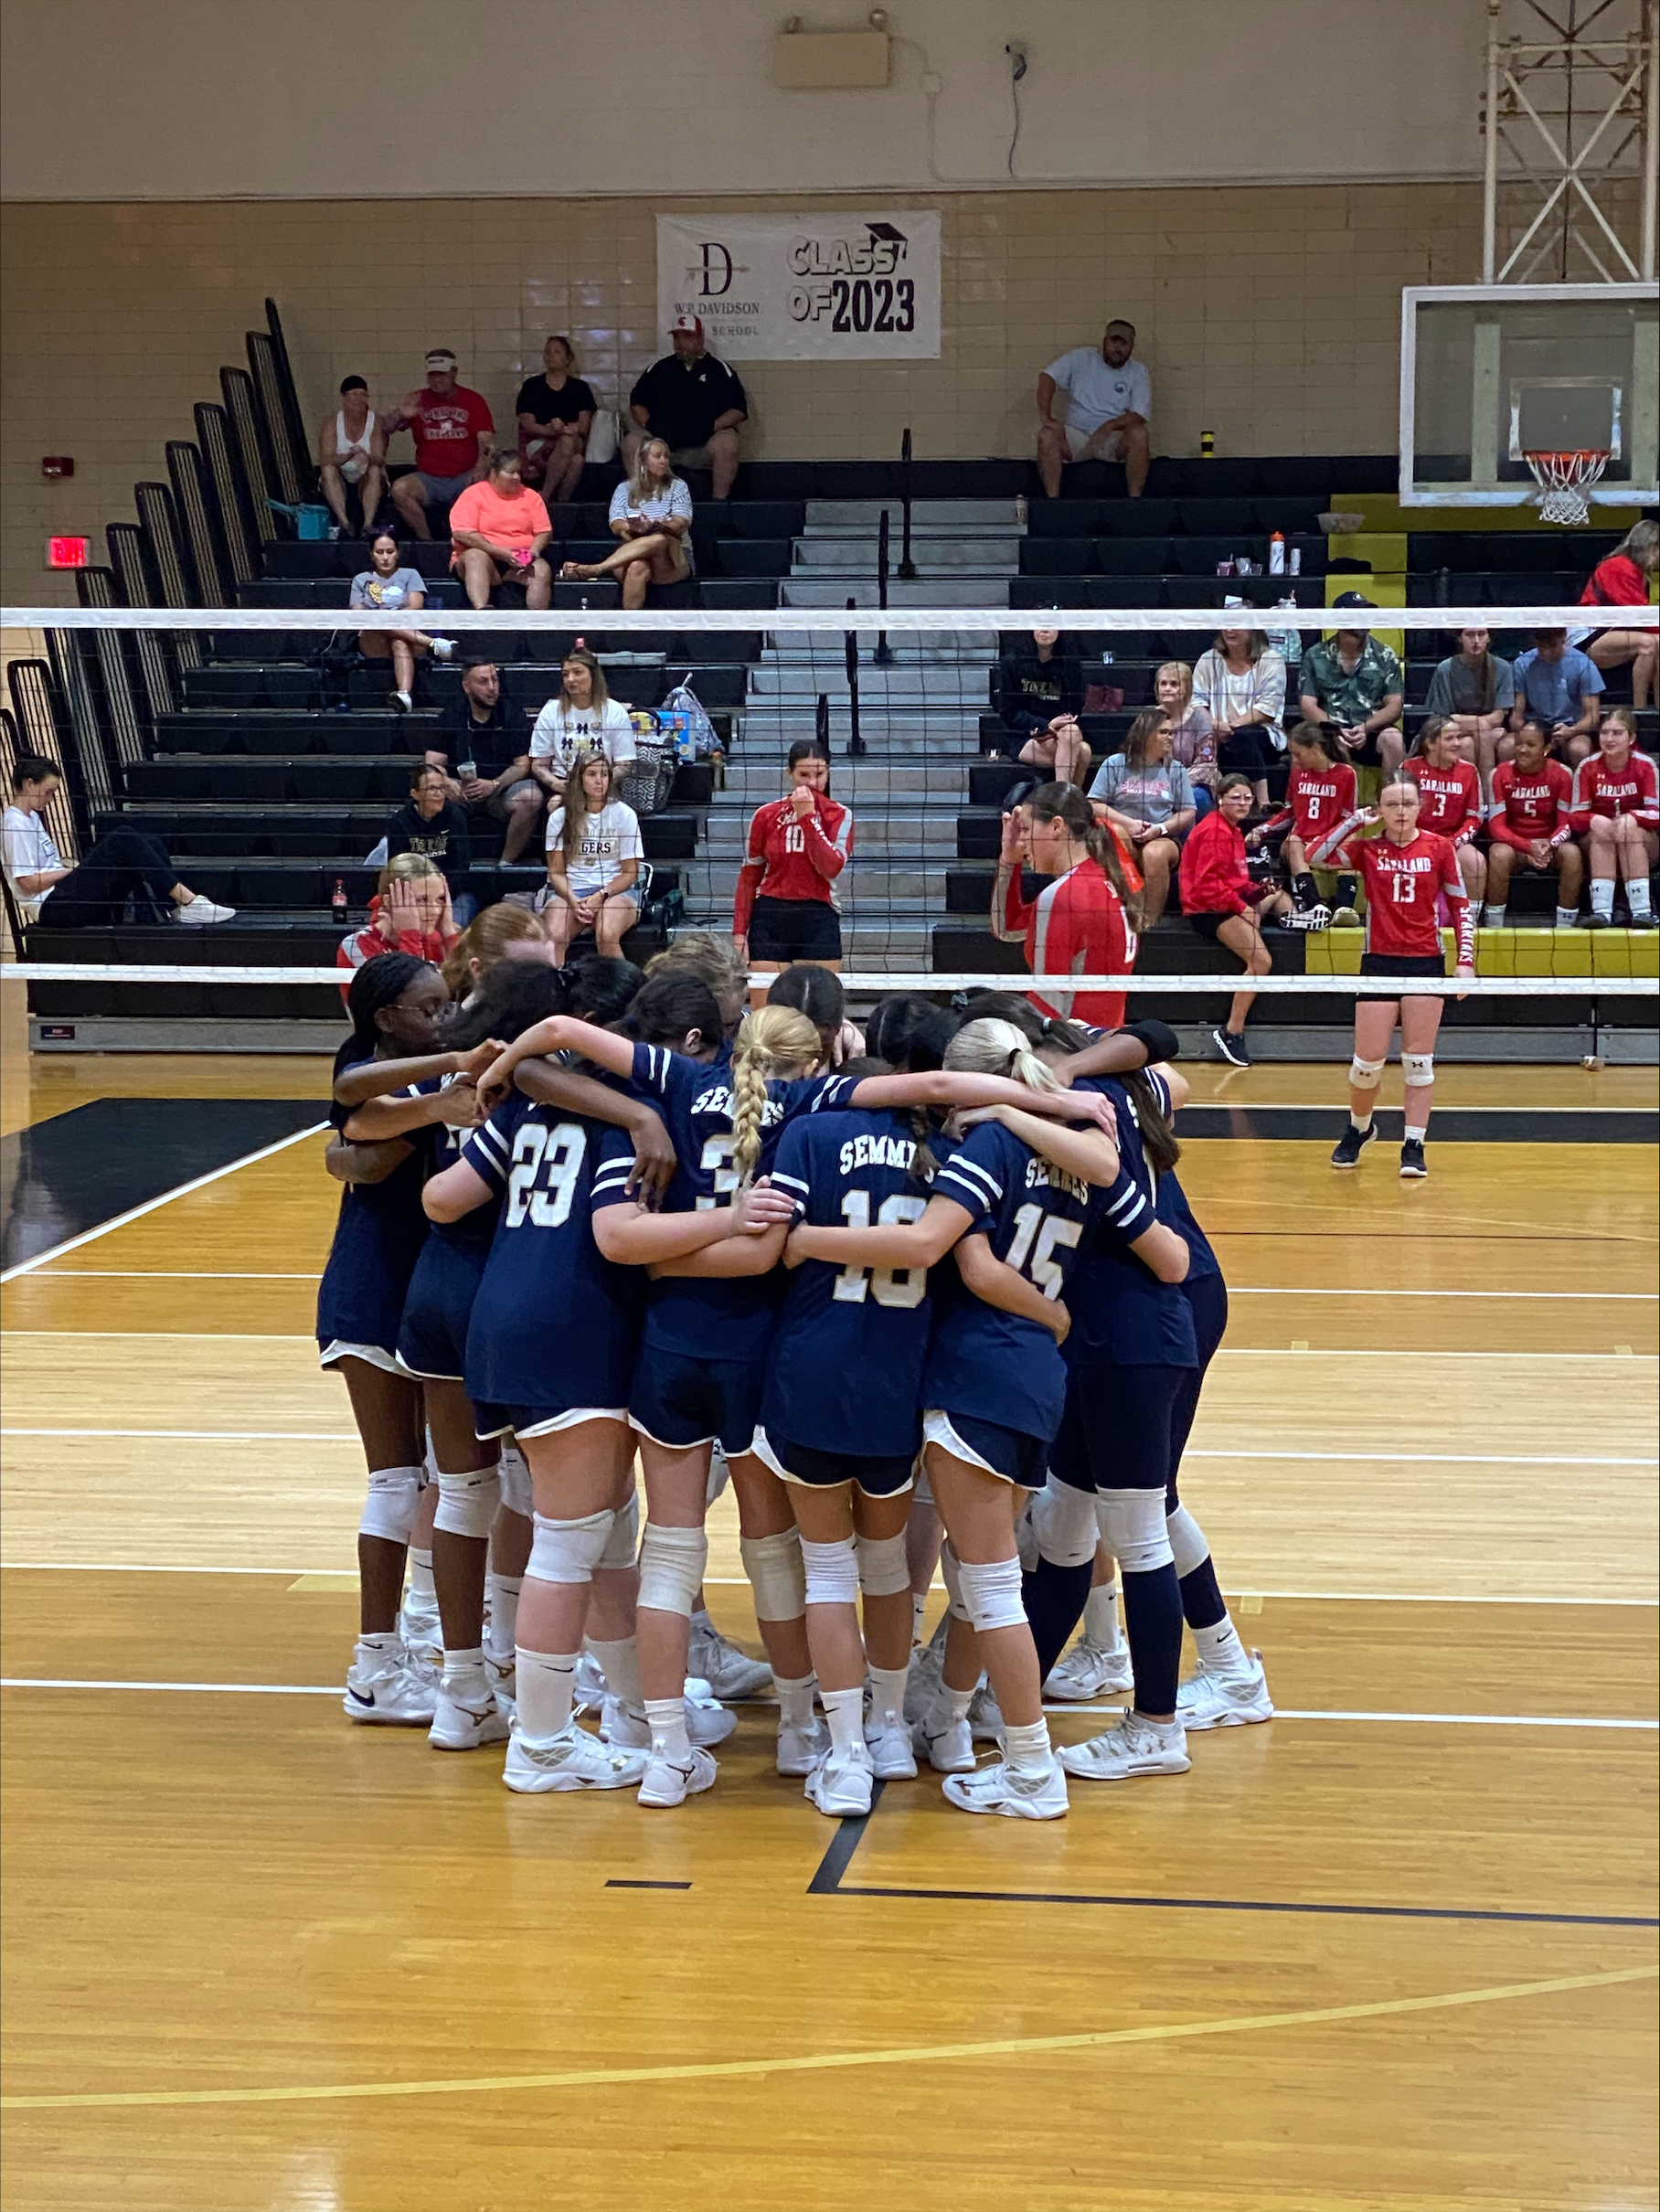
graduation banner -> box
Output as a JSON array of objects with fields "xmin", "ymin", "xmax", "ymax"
[{"xmin": 655, "ymin": 211, "xmax": 942, "ymax": 360}]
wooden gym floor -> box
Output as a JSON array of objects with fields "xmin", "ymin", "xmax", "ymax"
[{"xmin": 1, "ymin": 1022, "xmax": 1656, "ymax": 2211}]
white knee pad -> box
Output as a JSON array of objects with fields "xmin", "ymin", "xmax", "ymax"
[
  {"xmin": 939, "ymin": 1540, "xmax": 970, "ymax": 1622},
  {"xmin": 740, "ymin": 1527, "xmax": 806, "ymax": 1622},
  {"xmin": 1097, "ymin": 1489, "xmax": 1175, "ymax": 1576},
  {"xmin": 1165, "ymin": 1502, "xmax": 1210, "ymax": 1580},
  {"xmin": 433, "ymin": 1467, "xmax": 501, "ymax": 1541},
  {"xmin": 497, "ymin": 1447, "xmax": 532, "ymax": 1521},
  {"xmin": 527, "ymin": 1507, "xmax": 614, "ymax": 1585},
  {"xmin": 358, "ymin": 1465, "xmax": 421, "ymax": 1546},
  {"xmin": 1401, "ymin": 1051, "xmax": 1434, "ymax": 1089},
  {"xmin": 598, "ymin": 1488, "xmax": 639, "ymax": 1571},
  {"xmin": 854, "ymin": 1529, "xmax": 910, "ymax": 1600},
  {"xmin": 955, "ymin": 1556, "xmax": 1027, "ymax": 1634},
  {"xmin": 1348, "ymin": 1053, "xmax": 1386, "ymax": 1088},
  {"xmin": 801, "ymin": 1535, "xmax": 861, "ymax": 1609},
  {"xmin": 637, "ymin": 1522, "xmax": 708, "ymax": 1616},
  {"xmin": 1032, "ymin": 1476, "xmax": 1099, "ymax": 1569}
]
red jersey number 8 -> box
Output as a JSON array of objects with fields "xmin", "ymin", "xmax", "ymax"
[{"xmin": 1306, "ymin": 795, "xmax": 1322, "ymax": 819}]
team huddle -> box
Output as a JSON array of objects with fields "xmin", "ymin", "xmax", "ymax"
[{"xmin": 316, "ymin": 934, "xmax": 1268, "ymax": 1822}]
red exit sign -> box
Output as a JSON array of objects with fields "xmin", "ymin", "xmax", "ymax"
[{"xmin": 47, "ymin": 536, "xmax": 90, "ymax": 569}]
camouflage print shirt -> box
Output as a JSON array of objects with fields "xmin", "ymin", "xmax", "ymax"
[{"xmin": 1299, "ymin": 634, "xmax": 1403, "ymax": 726}]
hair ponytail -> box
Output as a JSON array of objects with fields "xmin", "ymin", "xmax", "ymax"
[
  {"xmin": 1025, "ymin": 780, "xmax": 1144, "ymax": 933},
  {"xmin": 1121, "ymin": 1067, "xmax": 1181, "ymax": 1175},
  {"xmin": 942, "ymin": 1016, "xmax": 1062, "ymax": 1095},
  {"xmin": 729, "ymin": 1004, "xmax": 822, "ymax": 1178}
]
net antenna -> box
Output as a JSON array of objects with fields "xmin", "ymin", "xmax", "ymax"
[{"xmin": 1524, "ymin": 445, "xmax": 1612, "ymax": 525}]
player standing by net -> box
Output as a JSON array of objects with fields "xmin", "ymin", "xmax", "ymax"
[
  {"xmin": 1329, "ymin": 780, "xmax": 1475, "ymax": 1179},
  {"xmin": 733, "ymin": 741, "xmax": 853, "ymax": 980},
  {"xmin": 993, "ymin": 782, "xmax": 1142, "ymax": 1030}
]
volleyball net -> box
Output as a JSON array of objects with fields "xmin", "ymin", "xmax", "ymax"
[{"xmin": 2, "ymin": 600, "xmax": 1655, "ymax": 1049}]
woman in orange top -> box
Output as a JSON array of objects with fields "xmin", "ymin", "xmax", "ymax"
[{"xmin": 448, "ymin": 452, "xmax": 554, "ymax": 611}]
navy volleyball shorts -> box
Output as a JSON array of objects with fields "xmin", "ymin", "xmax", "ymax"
[
  {"xmin": 751, "ymin": 1426, "xmax": 917, "ymax": 1499},
  {"xmin": 630, "ymin": 1351, "xmax": 765, "ymax": 1457}
]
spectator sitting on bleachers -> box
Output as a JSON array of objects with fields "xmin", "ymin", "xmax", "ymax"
[
  {"xmin": 318, "ymin": 376, "xmax": 388, "ymax": 537},
  {"xmin": 335, "ymin": 852, "xmax": 459, "ymax": 992},
  {"xmin": 1177, "ymin": 772, "xmax": 1293, "ymax": 1069},
  {"xmin": 1192, "ymin": 622, "xmax": 1287, "ymax": 804},
  {"xmin": 561, "ymin": 439, "xmax": 692, "ymax": 610},
  {"xmin": 1509, "ymin": 629, "xmax": 1602, "ymax": 764},
  {"xmin": 1576, "ymin": 521, "xmax": 1657, "ymax": 712},
  {"xmin": 387, "ymin": 762, "xmax": 475, "ymax": 926},
  {"xmin": 352, "ymin": 530, "xmax": 453, "ymax": 712},
  {"xmin": 3, "ymin": 753, "xmax": 234, "ymax": 930},
  {"xmin": 447, "ymin": 452, "xmax": 554, "ymax": 611},
  {"xmin": 527, "ymin": 649, "xmax": 637, "ymax": 807},
  {"xmin": 428, "ymin": 658, "xmax": 543, "ymax": 864},
  {"xmin": 1424, "ymin": 626, "xmax": 1513, "ymax": 779},
  {"xmin": 1088, "ymin": 708, "xmax": 1197, "ymax": 927},
  {"xmin": 625, "ymin": 314, "xmax": 747, "ymax": 501},
  {"xmin": 994, "ymin": 626, "xmax": 1091, "ymax": 786},
  {"xmin": 1036, "ymin": 319, "xmax": 1152, "ymax": 498},
  {"xmin": 516, "ymin": 335, "xmax": 597, "ymax": 505},
  {"xmin": 1153, "ymin": 660, "xmax": 1218, "ymax": 808},
  {"xmin": 543, "ymin": 752, "xmax": 643, "ymax": 966},
  {"xmin": 388, "ymin": 349, "xmax": 495, "ymax": 542},
  {"xmin": 1296, "ymin": 595, "xmax": 1405, "ymax": 781}
]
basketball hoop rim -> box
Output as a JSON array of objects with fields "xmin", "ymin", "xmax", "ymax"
[{"xmin": 1522, "ymin": 448, "xmax": 1612, "ymax": 482}]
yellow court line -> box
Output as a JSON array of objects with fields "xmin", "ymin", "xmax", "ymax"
[{"xmin": 3, "ymin": 1963, "xmax": 1653, "ymax": 2113}]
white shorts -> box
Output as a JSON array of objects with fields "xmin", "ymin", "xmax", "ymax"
[
  {"xmin": 1064, "ymin": 423, "xmax": 1127, "ymax": 461},
  {"xmin": 320, "ymin": 1339, "xmax": 401, "ymax": 1376},
  {"xmin": 483, "ymin": 1406, "xmax": 630, "ymax": 1442}
]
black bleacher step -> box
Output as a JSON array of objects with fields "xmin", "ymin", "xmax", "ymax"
[{"xmin": 155, "ymin": 710, "xmax": 431, "ymax": 757}]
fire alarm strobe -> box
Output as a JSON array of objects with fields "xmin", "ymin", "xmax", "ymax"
[{"xmin": 41, "ymin": 457, "xmax": 75, "ymax": 479}]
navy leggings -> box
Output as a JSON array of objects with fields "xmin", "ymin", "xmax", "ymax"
[{"xmin": 43, "ymin": 830, "xmax": 179, "ymax": 928}]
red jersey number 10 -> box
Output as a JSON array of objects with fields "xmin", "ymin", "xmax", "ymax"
[{"xmin": 783, "ymin": 824, "xmax": 805, "ymax": 853}]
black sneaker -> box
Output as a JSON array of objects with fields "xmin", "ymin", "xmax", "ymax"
[
  {"xmin": 1583, "ymin": 909, "xmax": 1609, "ymax": 930},
  {"xmin": 1399, "ymin": 1138, "xmax": 1428, "ymax": 1179},
  {"xmin": 1212, "ymin": 1026, "xmax": 1250, "ymax": 1069},
  {"xmin": 1330, "ymin": 1121, "xmax": 1376, "ymax": 1169}
]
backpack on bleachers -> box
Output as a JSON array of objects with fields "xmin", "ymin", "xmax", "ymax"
[{"xmin": 618, "ymin": 708, "xmax": 676, "ymax": 818}]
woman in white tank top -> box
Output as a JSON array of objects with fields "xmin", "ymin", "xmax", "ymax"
[{"xmin": 319, "ymin": 374, "xmax": 388, "ymax": 533}]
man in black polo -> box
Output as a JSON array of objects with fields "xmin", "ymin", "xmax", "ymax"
[
  {"xmin": 424, "ymin": 657, "xmax": 542, "ymax": 864},
  {"xmin": 625, "ymin": 314, "xmax": 748, "ymax": 500}
]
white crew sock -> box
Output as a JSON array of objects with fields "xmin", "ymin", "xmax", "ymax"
[
  {"xmin": 867, "ymin": 1663, "xmax": 910, "ymax": 1724},
  {"xmin": 774, "ymin": 1673, "xmax": 817, "ymax": 1730},
  {"xmin": 1555, "ymin": 905, "xmax": 1579, "ymax": 928},
  {"xmin": 644, "ymin": 1695, "xmax": 691, "ymax": 1762},
  {"xmin": 588, "ymin": 1635, "xmax": 644, "ymax": 1715},
  {"xmin": 1483, "ymin": 902, "xmax": 1506, "ymax": 927},
  {"xmin": 515, "ymin": 1649, "xmax": 577, "ymax": 1744},
  {"xmin": 910, "ymin": 1592, "xmax": 928, "ymax": 1645},
  {"xmin": 1628, "ymin": 878, "xmax": 1653, "ymax": 920},
  {"xmin": 356, "ymin": 1629, "xmax": 399, "ymax": 1660},
  {"xmin": 484, "ymin": 1572, "xmax": 522, "ymax": 1663},
  {"xmin": 1194, "ymin": 1617, "xmax": 1248, "ymax": 1671},
  {"xmin": 1592, "ymin": 877, "xmax": 1616, "ymax": 919},
  {"xmin": 1082, "ymin": 1582, "xmax": 1125, "ymax": 1654},
  {"xmin": 441, "ymin": 1643, "xmax": 490, "ymax": 1707},
  {"xmin": 408, "ymin": 1548, "xmax": 436, "ymax": 1603},
  {"xmin": 1003, "ymin": 1717, "xmax": 1054, "ymax": 1774},
  {"xmin": 820, "ymin": 1685, "xmax": 865, "ymax": 1756},
  {"xmin": 1350, "ymin": 1108, "xmax": 1374, "ymax": 1134},
  {"xmin": 938, "ymin": 1682, "xmax": 975, "ymax": 1727}
]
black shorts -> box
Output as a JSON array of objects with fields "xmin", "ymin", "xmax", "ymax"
[
  {"xmin": 752, "ymin": 1426, "xmax": 917, "ymax": 1499},
  {"xmin": 1186, "ymin": 911, "xmax": 1231, "ymax": 942},
  {"xmin": 749, "ymin": 895, "xmax": 842, "ymax": 963}
]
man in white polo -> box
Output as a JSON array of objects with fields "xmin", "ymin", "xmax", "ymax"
[{"xmin": 1037, "ymin": 319, "xmax": 1152, "ymax": 498}]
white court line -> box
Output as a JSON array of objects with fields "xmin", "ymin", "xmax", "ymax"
[
  {"xmin": 1228, "ymin": 1287, "xmax": 1659, "ymax": 1301},
  {"xmin": 0, "ymin": 1122, "xmax": 328, "ymax": 1285},
  {"xmin": 28, "ymin": 1270, "xmax": 324, "ymax": 1281},
  {"xmin": 1, "ymin": 1675, "xmax": 1652, "ymax": 1728},
  {"xmin": 3, "ymin": 1428, "xmax": 357, "ymax": 1442},
  {"xmin": 0, "ymin": 1331, "xmax": 312, "ymax": 1342}
]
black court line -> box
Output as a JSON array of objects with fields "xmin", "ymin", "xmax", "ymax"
[
  {"xmin": 806, "ymin": 1781, "xmax": 888, "ymax": 1893},
  {"xmin": 1178, "ymin": 1106, "xmax": 1657, "ymax": 1144},
  {"xmin": 0, "ymin": 1098, "xmax": 325, "ymax": 1272},
  {"xmin": 605, "ymin": 1879, "xmax": 693, "ymax": 1891}
]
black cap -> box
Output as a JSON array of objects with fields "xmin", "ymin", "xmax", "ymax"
[
  {"xmin": 1332, "ymin": 590, "xmax": 1376, "ymax": 611},
  {"xmin": 339, "ymin": 374, "xmax": 368, "ymax": 393}
]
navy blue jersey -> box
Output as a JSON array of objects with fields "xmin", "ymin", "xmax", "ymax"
[
  {"xmin": 1063, "ymin": 1074, "xmax": 1197, "ymax": 1369},
  {"xmin": 396, "ymin": 1110, "xmax": 514, "ymax": 1380},
  {"xmin": 626, "ymin": 1043, "xmax": 859, "ymax": 1360},
  {"xmin": 762, "ymin": 1107, "xmax": 933, "ymax": 1458},
  {"xmin": 920, "ymin": 1119, "xmax": 1092, "ymax": 1441},
  {"xmin": 463, "ymin": 1098, "xmax": 644, "ymax": 1414},
  {"xmin": 1144, "ymin": 1072, "xmax": 1220, "ymax": 1286},
  {"xmin": 315, "ymin": 1061, "xmax": 440, "ymax": 1354}
]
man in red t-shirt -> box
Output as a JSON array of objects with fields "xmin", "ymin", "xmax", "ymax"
[{"xmin": 389, "ymin": 349, "xmax": 496, "ymax": 540}]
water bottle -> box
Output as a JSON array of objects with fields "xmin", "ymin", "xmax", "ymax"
[
  {"xmin": 1269, "ymin": 530, "xmax": 1285, "ymax": 575},
  {"xmin": 1289, "ymin": 544, "xmax": 1302, "ymax": 576},
  {"xmin": 331, "ymin": 878, "xmax": 349, "ymax": 925},
  {"xmin": 1014, "ymin": 494, "xmax": 1028, "ymax": 526}
]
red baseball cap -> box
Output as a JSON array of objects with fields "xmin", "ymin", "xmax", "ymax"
[{"xmin": 670, "ymin": 313, "xmax": 704, "ymax": 336}]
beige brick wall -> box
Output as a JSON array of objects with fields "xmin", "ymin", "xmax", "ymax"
[{"xmin": 1, "ymin": 183, "xmax": 1483, "ymax": 604}]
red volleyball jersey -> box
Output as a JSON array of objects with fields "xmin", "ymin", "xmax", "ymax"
[
  {"xmin": 1357, "ymin": 829, "xmax": 1474, "ymax": 963},
  {"xmin": 733, "ymin": 792, "xmax": 853, "ymax": 934},
  {"xmin": 1488, "ymin": 759, "xmax": 1574, "ymax": 850},
  {"xmin": 1570, "ymin": 751, "xmax": 1660, "ymax": 835},
  {"xmin": 1000, "ymin": 858, "xmax": 1138, "ymax": 1029},
  {"xmin": 1408, "ymin": 759, "xmax": 1483, "ymax": 845},
  {"xmin": 1263, "ymin": 761, "xmax": 1357, "ymax": 860}
]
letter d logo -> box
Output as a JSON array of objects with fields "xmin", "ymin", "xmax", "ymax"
[{"xmin": 698, "ymin": 244, "xmax": 734, "ymax": 296}]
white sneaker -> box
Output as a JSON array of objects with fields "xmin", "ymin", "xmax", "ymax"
[
  {"xmin": 638, "ymin": 1744, "xmax": 718, "ymax": 1808},
  {"xmin": 573, "ymin": 1649, "xmax": 608, "ymax": 1713},
  {"xmin": 504, "ymin": 1723, "xmax": 648, "ymax": 1794},
  {"xmin": 864, "ymin": 1712, "xmax": 919, "ymax": 1780},
  {"xmin": 430, "ymin": 638, "xmax": 455, "ymax": 661},
  {"xmin": 969, "ymin": 1681, "xmax": 1004, "ymax": 1742},
  {"xmin": 484, "ymin": 1650, "xmax": 516, "ymax": 1717},
  {"xmin": 684, "ymin": 1679, "xmax": 738, "ymax": 1746},
  {"xmin": 942, "ymin": 1757, "xmax": 1069, "ymax": 1821},
  {"xmin": 1045, "ymin": 1633, "xmax": 1135, "ymax": 1701},
  {"xmin": 343, "ymin": 1639, "xmax": 435, "ymax": 1725},
  {"xmin": 777, "ymin": 1714, "xmax": 830, "ymax": 1776},
  {"xmin": 175, "ymin": 894, "xmax": 235, "ymax": 926},
  {"xmin": 1058, "ymin": 1711, "xmax": 1191, "ymax": 1781},
  {"xmin": 429, "ymin": 1685, "xmax": 511, "ymax": 1751},
  {"xmin": 911, "ymin": 1707, "xmax": 976, "ymax": 1774},
  {"xmin": 804, "ymin": 1745, "xmax": 875, "ymax": 1817},
  {"xmin": 687, "ymin": 1618, "xmax": 772, "ymax": 1700},
  {"xmin": 602, "ymin": 1688, "xmax": 736, "ymax": 1750},
  {"xmin": 1178, "ymin": 1649, "xmax": 1274, "ymax": 1731},
  {"xmin": 903, "ymin": 1637, "xmax": 944, "ymax": 1727}
]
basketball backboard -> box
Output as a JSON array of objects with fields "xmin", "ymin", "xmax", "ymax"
[{"xmin": 1399, "ymin": 282, "xmax": 1659, "ymax": 507}]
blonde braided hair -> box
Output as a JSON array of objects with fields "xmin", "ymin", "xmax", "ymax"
[{"xmin": 730, "ymin": 1004, "xmax": 822, "ymax": 1179}]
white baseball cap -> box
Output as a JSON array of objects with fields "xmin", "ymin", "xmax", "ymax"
[
  {"xmin": 424, "ymin": 348, "xmax": 459, "ymax": 370},
  {"xmin": 669, "ymin": 314, "xmax": 704, "ymax": 336}
]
